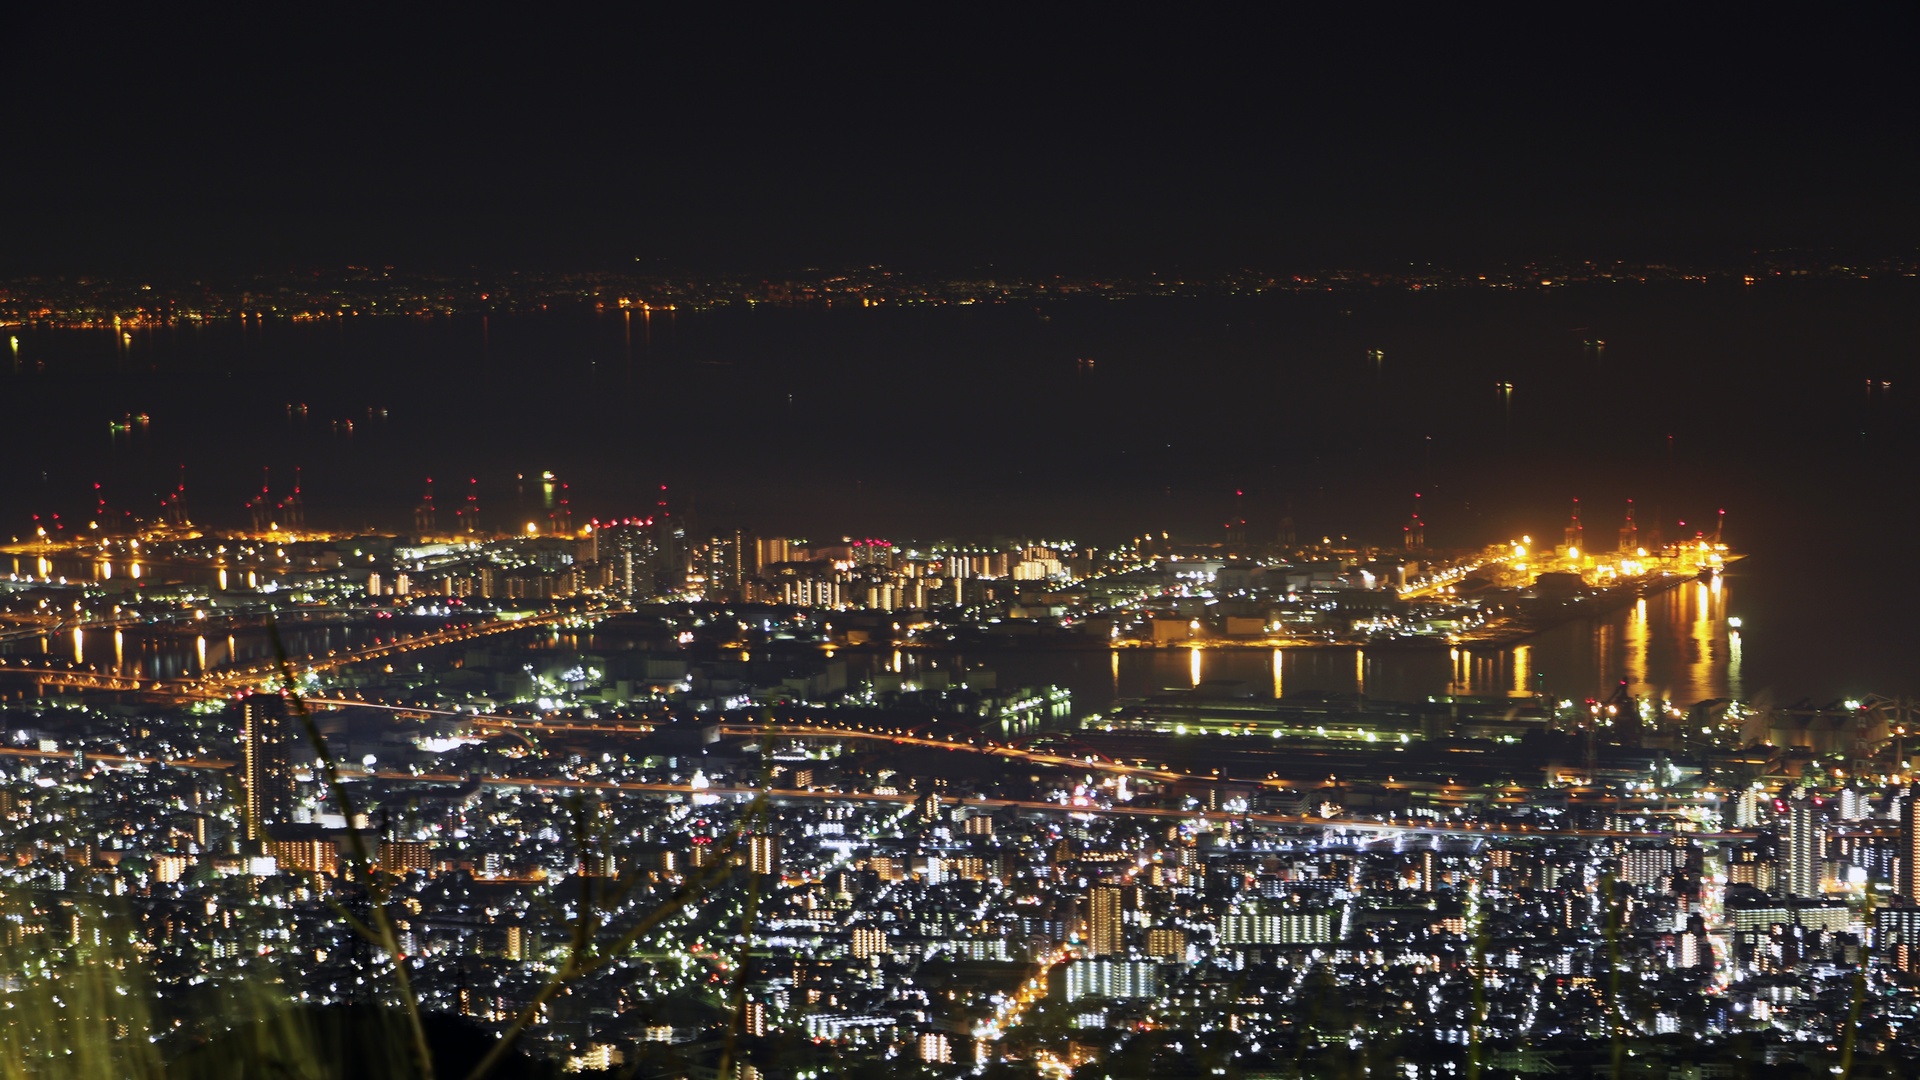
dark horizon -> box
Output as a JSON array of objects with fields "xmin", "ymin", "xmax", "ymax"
[{"xmin": 7, "ymin": 247, "xmax": 1920, "ymax": 289}]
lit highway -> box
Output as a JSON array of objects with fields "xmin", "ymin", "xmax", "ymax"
[
  {"xmin": 20, "ymin": 694, "xmax": 1732, "ymax": 841},
  {"xmin": 184, "ymin": 612, "xmax": 571, "ymax": 693},
  {"xmin": 0, "ymin": 611, "xmax": 572, "ymax": 697}
]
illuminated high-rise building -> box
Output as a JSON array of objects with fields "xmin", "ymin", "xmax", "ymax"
[
  {"xmin": 238, "ymin": 692, "xmax": 294, "ymax": 841},
  {"xmin": 1088, "ymin": 885, "xmax": 1124, "ymax": 957},
  {"xmin": 1899, "ymin": 783, "xmax": 1920, "ymax": 900},
  {"xmin": 1779, "ymin": 790, "xmax": 1823, "ymax": 899},
  {"xmin": 850, "ymin": 926, "xmax": 887, "ymax": 960},
  {"xmin": 748, "ymin": 833, "xmax": 779, "ymax": 877},
  {"xmin": 1064, "ymin": 959, "xmax": 1159, "ymax": 1001},
  {"xmin": 379, "ymin": 840, "xmax": 434, "ymax": 877},
  {"xmin": 1875, "ymin": 906, "xmax": 1920, "ymax": 975},
  {"xmin": 578, "ymin": 851, "xmax": 620, "ymax": 878},
  {"xmin": 1145, "ymin": 927, "xmax": 1186, "ymax": 960},
  {"xmin": 917, "ymin": 1033, "xmax": 952, "ymax": 1064},
  {"xmin": 595, "ymin": 521, "xmax": 657, "ymax": 600},
  {"xmin": 756, "ymin": 536, "xmax": 792, "ymax": 568},
  {"xmin": 703, "ymin": 528, "xmax": 754, "ymax": 602},
  {"xmin": 650, "ymin": 486, "xmax": 683, "ymax": 596}
]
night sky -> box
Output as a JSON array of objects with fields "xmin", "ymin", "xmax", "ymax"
[{"xmin": 9, "ymin": 9, "xmax": 1920, "ymax": 274}]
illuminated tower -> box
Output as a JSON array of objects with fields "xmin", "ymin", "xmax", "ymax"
[
  {"xmin": 1618, "ymin": 500, "xmax": 1638, "ymax": 554},
  {"xmin": 459, "ymin": 478, "xmax": 481, "ymax": 536},
  {"xmin": 278, "ymin": 467, "xmax": 305, "ymax": 531},
  {"xmin": 415, "ymin": 477, "xmax": 437, "ymax": 535},
  {"xmin": 247, "ymin": 468, "xmax": 271, "ymax": 533},
  {"xmin": 651, "ymin": 485, "xmax": 682, "ymax": 595},
  {"xmin": 1563, "ymin": 498, "xmax": 1583, "ymax": 556},
  {"xmin": 1405, "ymin": 492, "xmax": 1425, "ymax": 552},
  {"xmin": 698, "ymin": 528, "xmax": 754, "ymax": 602},
  {"xmin": 238, "ymin": 692, "xmax": 294, "ymax": 841},
  {"xmin": 1088, "ymin": 885, "xmax": 1124, "ymax": 957},
  {"xmin": 727, "ymin": 529, "xmax": 749, "ymax": 601},
  {"xmin": 1778, "ymin": 790, "xmax": 1823, "ymax": 899},
  {"xmin": 163, "ymin": 465, "xmax": 190, "ymax": 528}
]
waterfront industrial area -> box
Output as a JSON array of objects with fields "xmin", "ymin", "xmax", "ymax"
[{"xmin": 8, "ymin": 503, "xmax": 1918, "ymax": 1079}]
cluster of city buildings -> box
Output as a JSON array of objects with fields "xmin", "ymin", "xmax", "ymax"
[
  {"xmin": 2, "ymin": 507, "xmax": 1909, "ymax": 1078},
  {"xmin": 5, "ymin": 678, "xmax": 1920, "ymax": 1077}
]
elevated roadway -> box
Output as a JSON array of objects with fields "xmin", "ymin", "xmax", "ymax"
[{"xmin": 8, "ymin": 696, "xmax": 1731, "ymax": 841}]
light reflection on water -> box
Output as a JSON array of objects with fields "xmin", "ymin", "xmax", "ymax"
[
  {"xmin": 2, "ymin": 624, "xmax": 391, "ymax": 680},
  {"xmin": 0, "ymin": 577, "xmax": 1743, "ymax": 710},
  {"xmin": 911, "ymin": 577, "xmax": 1744, "ymax": 714},
  {"xmin": 8, "ymin": 555, "xmax": 221, "ymax": 588}
]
